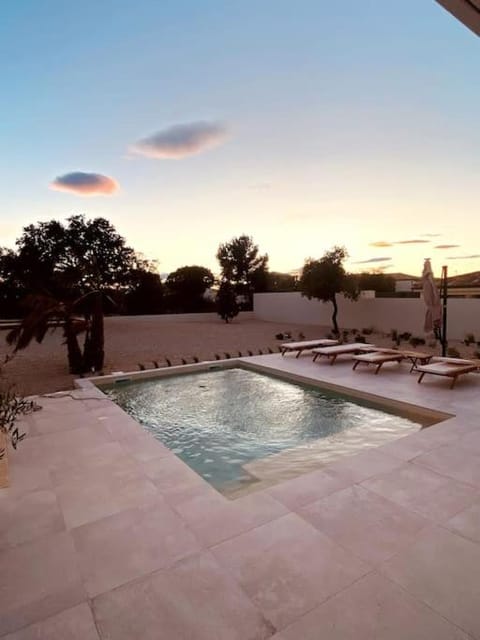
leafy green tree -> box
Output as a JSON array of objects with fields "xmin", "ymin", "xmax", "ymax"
[
  {"xmin": 165, "ymin": 266, "xmax": 214, "ymax": 312},
  {"xmin": 216, "ymin": 235, "xmax": 268, "ymax": 306},
  {"xmin": 216, "ymin": 281, "xmax": 239, "ymax": 323},
  {"xmin": 299, "ymin": 246, "xmax": 358, "ymax": 334}
]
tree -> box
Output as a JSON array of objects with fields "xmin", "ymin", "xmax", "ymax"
[
  {"xmin": 124, "ymin": 271, "xmax": 164, "ymax": 315},
  {"xmin": 7, "ymin": 293, "xmax": 90, "ymax": 374},
  {"xmin": 299, "ymin": 246, "xmax": 358, "ymax": 334},
  {"xmin": 265, "ymin": 272, "xmax": 297, "ymax": 292},
  {"xmin": 355, "ymin": 272, "xmax": 395, "ymax": 294},
  {"xmin": 12, "ymin": 215, "xmax": 139, "ymax": 295},
  {"xmin": 165, "ymin": 266, "xmax": 214, "ymax": 312},
  {"xmin": 3, "ymin": 215, "xmax": 152, "ymax": 372},
  {"xmin": 216, "ymin": 281, "xmax": 239, "ymax": 323},
  {"xmin": 216, "ymin": 235, "xmax": 268, "ymax": 307},
  {"xmin": 0, "ymin": 248, "xmax": 27, "ymax": 318}
]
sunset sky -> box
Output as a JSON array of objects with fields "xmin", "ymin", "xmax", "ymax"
[{"xmin": 1, "ymin": 1, "xmax": 479, "ymax": 278}]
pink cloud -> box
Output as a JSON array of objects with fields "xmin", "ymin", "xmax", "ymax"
[
  {"xmin": 50, "ymin": 172, "xmax": 118, "ymax": 196},
  {"xmin": 131, "ymin": 121, "xmax": 229, "ymax": 159}
]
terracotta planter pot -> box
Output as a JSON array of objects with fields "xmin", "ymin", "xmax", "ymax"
[{"xmin": 0, "ymin": 431, "xmax": 8, "ymax": 489}]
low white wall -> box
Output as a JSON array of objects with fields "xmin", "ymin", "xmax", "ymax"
[
  {"xmin": 254, "ymin": 293, "xmax": 480, "ymax": 340},
  {"xmin": 106, "ymin": 311, "xmax": 255, "ymax": 324}
]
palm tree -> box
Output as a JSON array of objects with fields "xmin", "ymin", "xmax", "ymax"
[{"xmin": 6, "ymin": 291, "xmax": 105, "ymax": 374}]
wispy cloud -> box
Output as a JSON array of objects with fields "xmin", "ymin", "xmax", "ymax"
[
  {"xmin": 131, "ymin": 121, "xmax": 229, "ymax": 159},
  {"xmin": 353, "ymin": 257, "xmax": 392, "ymax": 264},
  {"xmin": 282, "ymin": 212, "xmax": 313, "ymax": 223},
  {"xmin": 369, "ymin": 241, "xmax": 393, "ymax": 248},
  {"xmin": 434, "ymin": 244, "xmax": 460, "ymax": 249},
  {"xmin": 420, "ymin": 233, "xmax": 442, "ymax": 238},
  {"xmin": 370, "ymin": 239, "xmax": 431, "ymax": 247},
  {"xmin": 50, "ymin": 172, "xmax": 118, "ymax": 196},
  {"xmin": 448, "ymin": 254, "xmax": 480, "ymax": 260}
]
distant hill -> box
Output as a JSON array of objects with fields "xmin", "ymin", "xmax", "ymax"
[
  {"xmin": 385, "ymin": 272, "xmax": 419, "ymax": 282},
  {"xmin": 447, "ymin": 271, "xmax": 480, "ymax": 288},
  {"xmin": 289, "ymin": 269, "xmax": 480, "ymax": 289}
]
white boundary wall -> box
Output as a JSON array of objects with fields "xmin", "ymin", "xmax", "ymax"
[{"xmin": 254, "ymin": 293, "xmax": 480, "ymax": 340}]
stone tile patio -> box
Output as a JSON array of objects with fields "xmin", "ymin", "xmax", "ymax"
[{"xmin": 1, "ymin": 353, "xmax": 480, "ymax": 638}]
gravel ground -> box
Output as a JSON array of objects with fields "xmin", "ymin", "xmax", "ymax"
[
  {"xmin": 0, "ymin": 316, "xmax": 326, "ymax": 395},
  {"xmin": 1, "ymin": 315, "xmax": 475, "ymax": 396}
]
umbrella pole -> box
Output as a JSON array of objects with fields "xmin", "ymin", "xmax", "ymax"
[{"xmin": 441, "ymin": 265, "xmax": 448, "ymax": 357}]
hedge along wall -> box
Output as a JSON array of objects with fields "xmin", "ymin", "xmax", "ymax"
[{"xmin": 253, "ymin": 292, "xmax": 480, "ymax": 341}]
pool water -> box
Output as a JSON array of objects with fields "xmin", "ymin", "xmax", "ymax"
[{"xmin": 105, "ymin": 367, "xmax": 423, "ymax": 492}]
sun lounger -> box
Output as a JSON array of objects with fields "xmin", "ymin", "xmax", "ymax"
[
  {"xmin": 312, "ymin": 343, "xmax": 375, "ymax": 365},
  {"xmin": 415, "ymin": 357, "xmax": 479, "ymax": 389},
  {"xmin": 352, "ymin": 351, "xmax": 404, "ymax": 374},
  {"xmin": 280, "ymin": 338, "xmax": 338, "ymax": 357}
]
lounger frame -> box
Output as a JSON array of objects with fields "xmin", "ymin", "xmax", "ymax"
[
  {"xmin": 352, "ymin": 353, "xmax": 404, "ymax": 374},
  {"xmin": 416, "ymin": 363, "xmax": 478, "ymax": 389}
]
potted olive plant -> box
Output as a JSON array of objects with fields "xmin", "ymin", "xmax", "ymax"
[{"xmin": 0, "ymin": 386, "xmax": 36, "ymax": 488}]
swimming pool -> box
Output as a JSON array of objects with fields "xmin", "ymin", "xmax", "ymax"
[{"xmin": 105, "ymin": 366, "xmax": 427, "ymax": 494}]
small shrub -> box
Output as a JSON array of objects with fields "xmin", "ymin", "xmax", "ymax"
[
  {"xmin": 216, "ymin": 281, "xmax": 239, "ymax": 323},
  {"xmin": 0, "ymin": 386, "xmax": 38, "ymax": 460},
  {"xmin": 298, "ymin": 332, "xmax": 305, "ymax": 340},
  {"xmin": 464, "ymin": 333, "xmax": 475, "ymax": 346},
  {"xmin": 409, "ymin": 336, "xmax": 426, "ymax": 348},
  {"xmin": 355, "ymin": 335, "xmax": 367, "ymax": 344},
  {"xmin": 362, "ymin": 327, "xmax": 374, "ymax": 335},
  {"xmin": 399, "ymin": 332, "xmax": 412, "ymax": 341},
  {"xmin": 138, "ymin": 363, "xmax": 145, "ymax": 370},
  {"xmin": 153, "ymin": 360, "xmax": 159, "ymax": 368},
  {"xmin": 181, "ymin": 358, "xmax": 187, "ymax": 365},
  {"xmin": 165, "ymin": 358, "xmax": 172, "ymax": 366},
  {"xmin": 390, "ymin": 329, "xmax": 398, "ymax": 342}
]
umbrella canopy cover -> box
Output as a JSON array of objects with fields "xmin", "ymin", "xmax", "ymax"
[{"xmin": 422, "ymin": 259, "xmax": 442, "ymax": 334}]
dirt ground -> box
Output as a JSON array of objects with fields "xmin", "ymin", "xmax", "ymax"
[{"xmin": 0, "ymin": 315, "xmax": 474, "ymax": 396}]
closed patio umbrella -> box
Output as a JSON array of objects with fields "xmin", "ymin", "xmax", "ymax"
[{"xmin": 422, "ymin": 258, "xmax": 442, "ymax": 337}]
